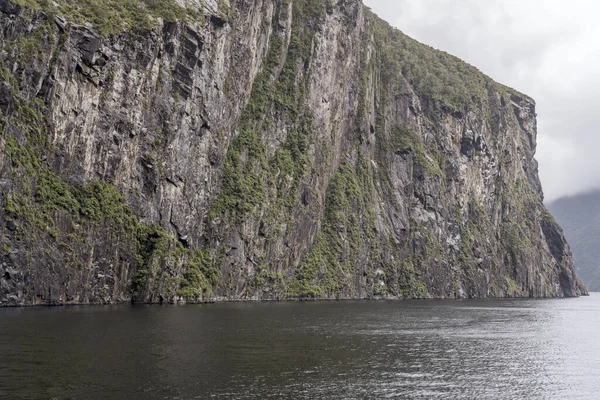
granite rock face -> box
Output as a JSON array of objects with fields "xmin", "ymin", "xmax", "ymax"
[{"xmin": 0, "ymin": 0, "xmax": 587, "ymax": 305}]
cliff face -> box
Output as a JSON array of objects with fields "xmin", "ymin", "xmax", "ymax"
[{"xmin": 0, "ymin": 0, "xmax": 587, "ymax": 305}]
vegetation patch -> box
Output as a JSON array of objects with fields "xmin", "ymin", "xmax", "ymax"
[
  {"xmin": 392, "ymin": 124, "xmax": 444, "ymax": 177},
  {"xmin": 178, "ymin": 249, "xmax": 221, "ymax": 299},
  {"xmin": 13, "ymin": 0, "xmax": 202, "ymax": 36},
  {"xmin": 366, "ymin": 7, "xmax": 531, "ymax": 116},
  {"xmin": 286, "ymin": 158, "xmax": 378, "ymax": 298},
  {"xmin": 209, "ymin": 0, "xmax": 326, "ymax": 224}
]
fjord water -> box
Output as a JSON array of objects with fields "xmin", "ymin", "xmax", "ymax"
[{"xmin": 1, "ymin": 295, "xmax": 599, "ymax": 399}]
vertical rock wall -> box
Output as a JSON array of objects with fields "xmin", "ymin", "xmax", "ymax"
[{"xmin": 0, "ymin": 0, "xmax": 586, "ymax": 305}]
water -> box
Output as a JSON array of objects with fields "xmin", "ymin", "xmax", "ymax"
[{"xmin": 1, "ymin": 294, "xmax": 600, "ymax": 399}]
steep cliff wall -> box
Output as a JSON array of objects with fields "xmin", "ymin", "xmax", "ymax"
[{"xmin": 0, "ymin": 0, "xmax": 587, "ymax": 305}]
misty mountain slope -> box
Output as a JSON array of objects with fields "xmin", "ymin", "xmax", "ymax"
[
  {"xmin": 548, "ymin": 191, "xmax": 600, "ymax": 291},
  {"xmin": 0, "ymin": 0, "xmax": 586, "ymax": 305}
]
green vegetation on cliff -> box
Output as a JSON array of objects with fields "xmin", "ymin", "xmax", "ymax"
[
  {"xmin": 366, "ymin": 7, "xmax": 530, "ymax": 116},
  {"xmin": 209, "ymin": 0, "xmax": 325, "ymax": 225},
  {"xmin": 13, "ymin": 0, "xmax": 200, "ymax": 36},
  {"xmin": 286, "ymin": 159, "xmax": 378, "ymax": 298}
]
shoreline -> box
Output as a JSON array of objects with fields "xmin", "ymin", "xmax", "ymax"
[{"xmin": 0, "ymin": 292, "xmax": 592, "ymax": 308}]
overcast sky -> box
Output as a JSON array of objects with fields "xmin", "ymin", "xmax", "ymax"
[{"xmin": 363, "ymin": 0, "xmax": 600, "ymax": 202}]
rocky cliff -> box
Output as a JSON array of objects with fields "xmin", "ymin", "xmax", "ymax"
[{"xmin": 0, "ymin": 0, "xmax": 587, "ymax": 305}]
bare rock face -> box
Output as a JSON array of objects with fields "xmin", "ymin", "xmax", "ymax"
[{"xmin": 0, "ymin": 0, "xmax": 587, "ymax": 305}]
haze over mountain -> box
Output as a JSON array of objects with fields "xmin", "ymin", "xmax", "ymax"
[{"xmin": 548, "ymin": 191, "xmax": 600, "ymax": 291}]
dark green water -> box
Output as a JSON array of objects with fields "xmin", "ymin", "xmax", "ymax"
[{"xmin": 1, "ymin": 294, "xmax": 600, "ymax": 399}]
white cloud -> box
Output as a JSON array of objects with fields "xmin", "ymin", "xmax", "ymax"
[{"xmin": 363, "ymin": 0, "xmax": 600, "ymax": 201}]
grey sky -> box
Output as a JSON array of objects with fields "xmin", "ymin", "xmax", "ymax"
[{"xmin": 363, "ymin": 0, "xmax": 600, "ymax": 202}]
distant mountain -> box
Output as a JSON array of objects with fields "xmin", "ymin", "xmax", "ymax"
[
  {"xmin": 548, "ymin": 191, "xmax": 600, "ymax": 291},
  {"xmin": 0, "ymin": 0, "xmax": 586, "ymax": 305}
]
